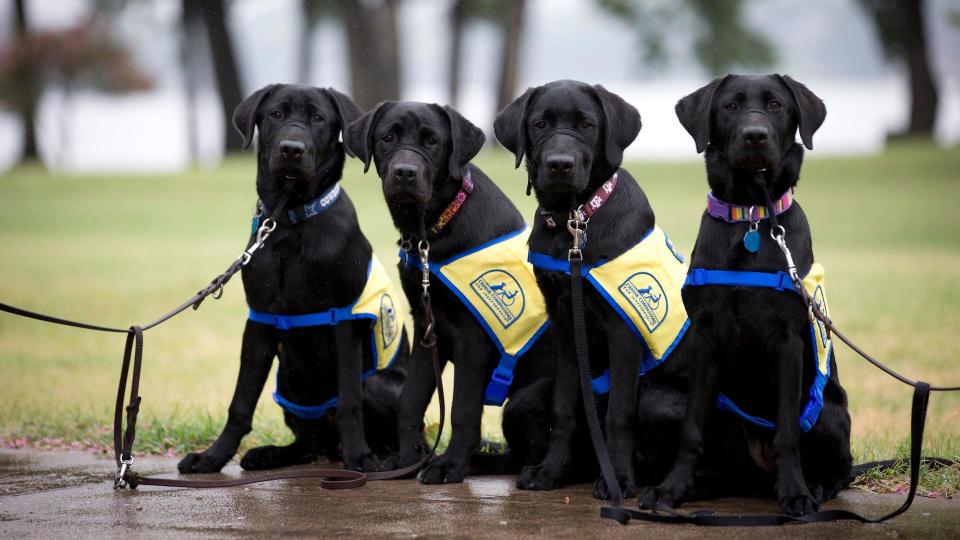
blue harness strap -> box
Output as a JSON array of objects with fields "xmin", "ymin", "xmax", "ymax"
[
  {"xmin": 684, "ymin": 267, "xmax": 829, "ymax": 432},
  {"xmin": 248, "ymin": 306, "xmax": 360, "ymax": 330},
  {"xmin": 685, "ymin": 268, "xmax": 796, "ymax": 292},
  {"xmin": 272, "ymin": 367, "xmax": 379, "ymax": 419}
]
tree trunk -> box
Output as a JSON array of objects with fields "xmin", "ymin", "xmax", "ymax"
[
  {"xmin": 496, "ymin": 0, "xmax": 525, "ymax": 114},
  {"xmin": 900, "ymin": 0, "xmax": 937, "ymax": 136},
  {"xmin": 339, "ymin": 0, "xmax": 400, "ymax": 110},
  {"xmin": 448, "ymin": 0, "xmax": 466, "ymax": 107},
  {"xmin": 181, "ymin": 0, "xmax": 203, "ymax": 167},
  {"xmin": 14, "ymin": 0, "xmax": 39, "ymax": 161},
  {"xmin": 199, "ymin": 0, "xmax": 245, "ymax": 153},
  {"xmin": 298, "ymin": 0, "xmax": 316, "ymax": 84}
]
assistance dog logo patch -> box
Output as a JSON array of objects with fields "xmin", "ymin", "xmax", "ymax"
[
  {"xmin": 470, "ymin": 269, "xmax": 525, "ymax": 328},
  {"xmin": 618, "ymin": 272, "xmax": 668, "ymax": 333},
  {"xmin": 379, "ymin": 293, "xmax": 399, "ymax": 346}
]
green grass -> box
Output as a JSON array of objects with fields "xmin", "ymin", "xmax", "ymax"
[{"xmin": 2, "ymin": 143, "xmax": 959, "ymax": 492}]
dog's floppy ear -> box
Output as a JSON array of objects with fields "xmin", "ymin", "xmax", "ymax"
[
  {"xmin": 591, "ymin": 84, "xmax": 641, "ymax": 167},
  {"xmin": 322, "ymin": 87, "xmax": 363, "ymax": 134},
  {"xmin": 776, "ymin": 74, "xmax": 826, "ymax": 150},
  {"xmin": 494, "ymin": 87, "xmax": 537, "ymax": 168},
  {"xmin": 233, "ymin": 84, "xmax": 280, "ymax": 150},
  {"xmin": 441, "ymin": 105, "xmax": 485, "ymax": 177},
  {"xmin": 344, "ymin": 101, "xmax": 392, "ymax": 173},
  {"xmin": 675, "ymin": 75, "xmax": 730, "ymax": 153}
]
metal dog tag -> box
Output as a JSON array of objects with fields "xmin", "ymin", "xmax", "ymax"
[{"xmin": 743, "ymin": 222, "xmax": 761, "ymax": 253}]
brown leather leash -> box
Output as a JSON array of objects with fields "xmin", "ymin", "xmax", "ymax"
[{"xmin": 1, "ymin": 187, "xmax": 447, "ymax": 490}]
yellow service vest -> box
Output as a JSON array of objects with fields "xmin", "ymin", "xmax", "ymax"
[
  {"xmin": 399, "ymin": 226, "xmax": 551, "ymax": 406},
  {"xmin": 527, "ymin": 226, "xmax": 691, "ymax": 385}
]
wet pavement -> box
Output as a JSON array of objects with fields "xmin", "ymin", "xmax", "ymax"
[{"xmin": 1, "ymin": 449, "xmax": 957, "ymax": 538}]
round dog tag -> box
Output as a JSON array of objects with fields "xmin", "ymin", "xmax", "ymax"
[{"xmin": 743, "ymin": 229, "xmax": 761, "ymax": 253}]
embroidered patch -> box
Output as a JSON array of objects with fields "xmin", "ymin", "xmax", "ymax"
[
  {"xmin": 618, "ymin": 272, "xmax": 668, "ymax": 333},
  {"xmin": 379, "ymin": 293, "xmax": 399, "ymax": 346},
  {"xmin": 470, "ymin": 269, "xmax": 526, "ymax": 328}
]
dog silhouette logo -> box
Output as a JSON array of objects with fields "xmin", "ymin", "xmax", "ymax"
[
  {"xmin": 380, "ymin": 293, "xmax": 399, "ymax": 346},
  {"xmin": 470, "ymin": 269, "xmax": 526, "ymax": 328},
  {"xmin": 618, "ymin": 272, "xmax": 669, "ymax": 332}
]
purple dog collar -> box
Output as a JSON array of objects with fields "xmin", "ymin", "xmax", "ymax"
[{"xmin": 706, "ymin": 187, "xmax": 795, "ymax": 223}]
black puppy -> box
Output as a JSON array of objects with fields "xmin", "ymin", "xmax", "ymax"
[
  {"xmin": 345, "ymin": 101, "xmax": 555, "ymax": 484},
  {"xmin": 178, "ymin": 84, "xmax": 409, "ymax": 474},
  {"xmin": 495, "ymin": 80, "xmax": 698, "ymax": 498},
  {"xmin": 641, "ymin": 75, "xmax": 852, "ymax": 516}
]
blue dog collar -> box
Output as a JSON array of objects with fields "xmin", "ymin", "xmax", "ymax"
[{"xmin": 255, "ymin": 182, "xmax": 342, "ymax": 230}]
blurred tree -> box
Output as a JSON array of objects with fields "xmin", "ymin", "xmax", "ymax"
[
  {"xmin": 10, "ymin": 0, "xmax": 38, "ymax": 160},
  {"xmin": 0, "ymin": 16, "xmax": 152, "ymax": 167},
  {"xmin": 298, "ymin": 0, "xmax": 337, "ymax": 84},
  {"xmin": 339, "ymin": 0, "xmax": 401, "ymax": 109},
  {"xmin": 596, "ymin": 0, "xmax": 775, "ymax": 74},
  {"xmin": 181, "ymin": 0, "xmax": 204, "ymax": 166},
  {"xmin": 198, "ymin": 0, "xmax": 245, "ymax": 153},
  {"xmin": 446, "ymin": 0, "xmax": 526, "ymax": 114},
  {"xmin": 857, "ymin": 0, "xmax": 938, "ymax": 138}
]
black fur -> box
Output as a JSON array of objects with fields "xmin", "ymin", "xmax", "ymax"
[
  {"xmin": 178, "ymin": 84, "xmax": 409, "ymax": 474},
  {"xmin": 344, "ymin": 101, "xmax": 555, "ymax": 484},
  {"xmin": 641, "ymin": 74, "xmax": 851, "ymax": 516},
  {"xmin": 495, "ymin": 80, "xmax": 702, "ymax": 499}
]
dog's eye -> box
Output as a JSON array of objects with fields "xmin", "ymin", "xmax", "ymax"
[
  {"xmin": 724, "ymin": 103, "xmax": 738, "ymax": 112},
  {"xmin": 270, "ymin": 110, "xmax": 282, "ymax": 119},
  {"xmin": 533, "ymin": 119, "xmax": 547, "ymax": 129},
  {"xmin": 578, "ymin": 121, "xmax": 593, "ymax": 130},
  {"xmin": 312, "ymin": 114, "xmax": 324, "ymax": 122},
  {"xmin": 425, "ymin": 135, "xmax": 438, "ymax": 145},
  {"xmin": 768, "ymin": 100, "xmax": 782, "ymax": 112},
  {"xmin": 381, "ymin": 133, "xmax": 395, "ymax": 143}
]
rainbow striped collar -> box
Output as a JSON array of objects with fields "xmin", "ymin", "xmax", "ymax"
[{"xmin": 706, "ymin": 187, "xmax": 795, "ymax": 223}]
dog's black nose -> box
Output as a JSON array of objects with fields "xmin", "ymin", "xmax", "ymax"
[
  {"xmin": 279, "ymin": 140, "xmax": 306, "ymax": 161},
  {"xmin": 546, "ymin": 154, "xmax": 575, "ymax": 175},
  {"xmin": 742, "ymin": 126, "xmax": 769, "ymax": 146},
  {"xmin": 393, "ymin": 164, "xmax": 418, "ymax": 184}
]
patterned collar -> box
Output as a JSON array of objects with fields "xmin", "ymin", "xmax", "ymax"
[
  {"xmin": 539, "ymin": 172, "xmax": 618, "ymax": 228},
  {"xmin": 430, "ymin": 170, "xmax": 474, "ymax": 235},
  {"xmin": 706, "ymin": 187, "xmax": 795, "ymax": 223},
  {"xmin": 259, "ymin": 182, "xmax": 342, "ymax": 226}
]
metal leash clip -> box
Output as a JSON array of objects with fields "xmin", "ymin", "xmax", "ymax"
[
  {"xmin": 567, "ymin": 210, "xmax": 588, "ymax": 262},
  {"xmin": 114, "ymin": 456, "xmax": 134, "ymax": 489},
  {"xmin": 240, "ymin": 218, "xmax": 277, "ymax": 266},
  {"xmin": 418, "ymin": 239, "xmax": 431, "ymax": 299}
]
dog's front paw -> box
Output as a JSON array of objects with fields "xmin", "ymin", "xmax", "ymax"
[
  {"xmin": 240, "ymin": 444, "xmax": 314, "ymax": 471},
  {"xmin": 178, "ymin": 449, "xmax": 233, "ymax": 474},
  {"xmin": 593, "ymin": 473, "xmax": 636, "ymax": 500},
  {"xmin": 343, "ymin": 451, "xmax": 383, "ymax": 473},
  {"xmin": 779, "ymin": 491, "xmax": 819, "ymax": 516},
  {"xmin": 639, "ymin": 482, "xmax": 685, "ymax": 510},
  {"xmin": 419, "ymin": 456, "xmax": 468, "ymax": 484},
  {"xmin": 383, "ymin": 449, "xmax": 422, "ymax": 471},
  {"xmin": 516, "ymin": 458, "xmax": 567, "ymax": 491}
]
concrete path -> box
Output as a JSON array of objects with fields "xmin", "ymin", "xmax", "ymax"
[{"xmin": 1, "ymin": 449, "xmax": 957, "ymax": 538}]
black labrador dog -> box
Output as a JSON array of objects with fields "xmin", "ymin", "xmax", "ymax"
[
  {"xmin": 495, "ymin": 80, "xmax": 700, "ymax": 498},
  {"xmin": 178, "ymin": 84, "xmax": 409, "ymax": 474},
  {"xmin": 345, "ymin": 101, "xmax": 555, "ymax": 484},
  {"xmin": 641, "ymin": 75, "xmax": 852, "ymax": 516}
]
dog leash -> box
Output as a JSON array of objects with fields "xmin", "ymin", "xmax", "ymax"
[
  {"xmin": 0, "ymin": 187, "xmax": 446, "ymax": 489},
  {"xmin": 570, "ymin": 172, "xmax": 959, "ymax": 526}
]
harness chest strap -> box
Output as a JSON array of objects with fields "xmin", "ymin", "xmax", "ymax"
[
  {"xmin": 248, "ymin": 256, "xmax": 406, "ymax": 418},
  {"xmin": 683, "ymin": 263, "xmax": 833, "ymax": 432}
]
